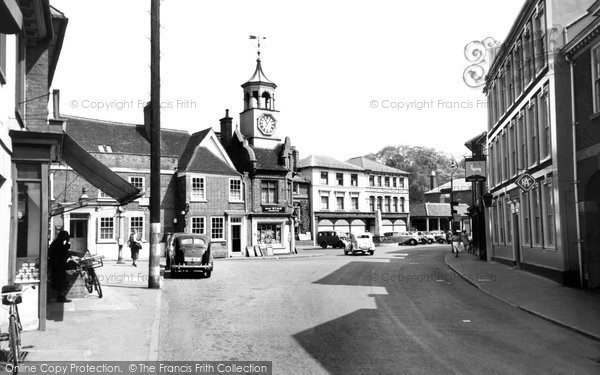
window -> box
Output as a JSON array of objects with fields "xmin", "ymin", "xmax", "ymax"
[
  {"xmin": 0, "ymin": 34, "xmax": 6, "ymax": 84},
  {"xmin": 191, "ymin": 177, "xmax": 205, "ymax": 201},
  {"xmin": 519, "ymin": 111, "xmax": 527, "ymax": 171},
  {"xmin": 377, "ymin": 176, "xmax": 382, "ymax": 186},
  {"xmin": 543, "ymin": 179, "xmax": 555, "ymax": 247},
  {"xmin": 400, "ymin": 197, "xmax": 406, "ymax": 212},
  {"xmin": 351, "ymin": 197, "xmax": 359, "ymax": 210},
  {"xmin": 399, "ymin": 178, "xmax": 405, "ymax": 189},
  {"xmin": 130, "ymin": 216, "xmax": 144, "ymax": 240},
  {"xmin": 191, "ymin": 217, "xmax": 205, "ymax": 234},
  {"xmin": 320, "ymin": 172, "xmax": 328, "ymax": 185},
  {"xmin": 377, "ymin": 197, "xmax": 383, "ymax": 211},
  {"xmin": 593, "ymin": 45, "xmax": 600, "ymax": 113},
  {"xmin": 129, "ymin": 176, "xmax": 145, "ymax": 192},
  {"xmin": 528, "ymin": 100, "xmax": 538, "ymax": 165},
  {"xmin": 15, "ymin": 37, "xmax": 24, "ymax": 124},
  {"xmin": 523, "ymin": 28, "xmax": 532, "ymax": 84},
  {"xmin": 211, "ymin": 217, "xmax": 224, "ymax": 240},
  {"xmin": 489, "ymin": 143, "xmax": 495, "ymax": 186},
  {"xmin": 369, "ymin": 196, "xmax": 375, "ymax": 211},
  {"xmin": 498, "ymin": 198, "xmax": 505, "ymax": 244},
  {"xmin": 502, "ymin": 131, "xmax": 508, "ymax": 181},
  {"xmin": 336, "ymin": 197, "xmax": 344, "ymax": 210},
  {"xmin": 336, "ymin": 173, "xmax": 343, "ymax": 186},
  {"xmin": 509, "ymin": 122, "xmax": 517, "ymax": 177},
  {"xmin": 514, "ymin": 42, "xmax": 523, "ymax": 96},
  {"xmin": 321, "ymin": 196, "xmax": 329, "ymax": 210},
  {"xmin": 505, "ymin": 198, "xmax": 512, "ymax": 244},
  {"xmin": 99, "ymin": 217, "xmax": 114, "ymax": 241},
  {"xmin": 261, "ymin": 180, "xmax": 277, "ymax": 203},
  {"xmin": 393, "ymin": 197, "xmax": 398, "ymax": 212},
  {"xmin": 531, "ymin": 183, "xmax": 543, "ymax": 246},
  {"xmin": 506, "ymin": 60, "xmax": 513, "ymax": 107},
  {"xmin": 534, "ymin": 5, "xmax": 547, "ymax": 72},
  {"xmin": 369, "ymin": 175, "xmax": 375, "ymax": 186},
  {"xmin": 384, "ymin": 196, "xmax": 391, "ymax": 212},
  {"xmin": 229, "ymin": 179, "xmax": 242, "ymax": 201},
  {"xmin": 351, "ymin": 174, "xmax": 358, "ymax": 186},
  {"xmin": 98, "ymin": 190, "xmax": 112, "ymax": 199},
  {"xmin": 384, "ymin": 177, "xmax": 390, "ymax": 187},
  {"xmin": 258, "ymin": 223, "xmax": 281, "ymax": 245},
  {"xmin": 392, "ymin": 177, "xmax": 397, "ymax": 188},
  {"xmin": 522, "ymin": 192, "xmax": 531, "ymax": 245},
  {"xmin": 539, "ymin": 89, "xmax": 551, "ymax": 159}
]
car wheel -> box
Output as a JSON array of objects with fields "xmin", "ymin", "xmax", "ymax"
[
  {"xmin": 369, "ymin": 251, "xmax": 374, "ymax": 255},
  {"xmin": 427, "ymin": 239, "xmax": 433, "ymax": 244},
  {"xmin": 337, "ymin": 241, "xmax": 345, "ymax": 249},
  {"xmin": 205, "ymin": 270, "xmax": 212, "ymax": 278},
  {"xmin": 320, "ymin": 241, "xmax": 328, "ymax": 249},
  {"xmin": 409, "ymin": 239, "xmax": 417, "ymax": 246}
]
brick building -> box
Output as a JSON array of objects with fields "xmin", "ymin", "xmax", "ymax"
[{"xmin": 50, "ymin": 115, "xmax": 188, "ymax": 260}]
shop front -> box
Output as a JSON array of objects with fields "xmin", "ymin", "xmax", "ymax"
[{"xmin": 250, "ymin": 211, "xmax": 293, "ymax": 255}]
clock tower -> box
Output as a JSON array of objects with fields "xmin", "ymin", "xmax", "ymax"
[{"xmin": 240, "ymin": 57, "xmax": 281, "ymax": 149}]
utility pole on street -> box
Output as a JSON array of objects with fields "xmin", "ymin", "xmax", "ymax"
[{"xmin": 148, "ymin": 0, "xmax": 161, "ymax": 289}]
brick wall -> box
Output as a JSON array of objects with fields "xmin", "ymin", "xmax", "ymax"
[
  {"xmin": 574, "ymin": 50, "xmax": 600, "ymax": 151},
  {"xmin": 24, "ymin": 42, "xmax": 50, "ymax": 131}
]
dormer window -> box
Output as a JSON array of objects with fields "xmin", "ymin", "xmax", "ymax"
[
  {"xmin": 98, "ymin": 145, "xmax": 105, "ymax": 152},
  {"xmin": 97, "ymin": 145, "xmax": 113, "ymax": 153}
]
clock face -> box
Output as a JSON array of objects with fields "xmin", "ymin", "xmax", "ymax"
[{"xmin": 258, "ymin": 115, "xmax": 276, "ymax": 135}]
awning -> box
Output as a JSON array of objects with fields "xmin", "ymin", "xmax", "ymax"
[
  {"xmin": 0, "ymin": 0, "xmax": 22, "ymax": 34},
  {"xmin": 61, "ymin": 133, "xmax": 143, "ymax": 205}
]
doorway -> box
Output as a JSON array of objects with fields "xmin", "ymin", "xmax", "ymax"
[
  {"xmin": 69, "ymin": 216, "xmax": 88, "ymax": 254},
  {"xmin": 513, "ymin": 212, "xmax": 521, "ymax": 268},
  {"xmin": 230, "ymin": 217, "xmax": 242, "ymax": 255}
]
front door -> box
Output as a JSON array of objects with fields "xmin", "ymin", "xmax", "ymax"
[
  {"xmin": 513, "ymin": 212, "xmax": 521, "ymax": 268},
  {"xmin": 69, "ymin": 219, "xmax": 87, "ymax": 254}
]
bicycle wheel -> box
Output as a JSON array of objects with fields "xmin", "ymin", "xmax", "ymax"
[
  {"xmin": 90, "ymin": 269, "xmax": 102, "ymax": 298},
  {"xmin": 83, "ymin": 270, "xmax": 93, "ymax": 293},
  {"xmin": 9, "ymin": 314, "xmax": 20, "ymax": 368}
]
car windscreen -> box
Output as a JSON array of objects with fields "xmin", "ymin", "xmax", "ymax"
[{"xmin": 357, "ymin": 235, "xmax": 370, "ymax": 239}]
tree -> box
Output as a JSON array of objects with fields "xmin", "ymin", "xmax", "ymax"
[{"xmin": 367, "ymin": 145, "xmax": 465, "ymax": 203}]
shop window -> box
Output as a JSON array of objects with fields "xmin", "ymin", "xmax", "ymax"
[
  {"xmin": 192, "ymin": 177, "xmax": 205, "ymax": 201},
  {"xmin": 258, "ymin": 223, "xmax": 281, "ymax": 245},
  {"xmin": 211, "ymin": 217, "xmax": 224, "ymax": 240},
  {"xmin": 16, "ymin": 179, "xmax": 41, "ymax": 257},
  {"xmin": 543, "ymin": 179, "xmax": 555, "ymax": 247},
  {"xmin": 191, "ymin": 217, "xmax": 205, "ymax": 234}
]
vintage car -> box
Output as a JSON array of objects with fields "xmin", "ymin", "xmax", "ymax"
[
  {"xmin": 317, "ymin": 231, "xmax": 350, "ymax": 249},
  {"xmin": 345, "ymin": 232, "xmax": 375, "ymax": 255},
  {"xmin": 166, "ymin": 233, "xmax": 213, "ymax": 277},
  {"xmin": 397, "ymin": 232, "xmax": 421, "ymax": 246}
]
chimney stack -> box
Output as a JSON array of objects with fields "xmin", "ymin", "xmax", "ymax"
[
  {"xmin": 52, "ymin": 89, "xmax": 60, "ymax": 119},
  {"xmin": 220, "ymin": 109, "xmax": 233, "ymax": 147},
  {"xmin": 430, "ymin": 171, "xmax": 437, "ymax": 191}
]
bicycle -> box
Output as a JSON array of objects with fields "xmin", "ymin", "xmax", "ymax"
[
  {"xmin": 0, "ymin": 284, "xmax": 34, "ymax": 372},
  {"xmin": 74, "ymin": 251, "xmax": 103, "ymax": 298}
]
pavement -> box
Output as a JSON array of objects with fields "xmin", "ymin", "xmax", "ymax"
[
  {"xmin": 445, "ymin": 251, "xmax": 600, "ymax": 341},
  {"xmin": 16, "ymin": 245, "xmax": 600, "ymax": 363}
]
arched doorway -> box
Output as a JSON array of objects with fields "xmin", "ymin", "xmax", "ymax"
[{"xmin": 584, "ymin": 172, "xmax": 600, "ymax": 289}]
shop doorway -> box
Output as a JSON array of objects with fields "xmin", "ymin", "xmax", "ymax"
[
  {"xmin": 69, "ymin": 216, "xmax": 88, "ymax": 254},
  {"xmin": 513, "ymin": 211, "xmax": 521, "ymax": 268},
  {"xmin": 230, "ymin": 219, "xmax": 242, "ymax": 255}
]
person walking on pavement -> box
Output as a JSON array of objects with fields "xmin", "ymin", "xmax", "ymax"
[
  {"xmin": 461, "ymin": 230, "xmax": 470, "ymax": 254},
  {"xmin": 49, "ymin": 230, "xmax": 72, "ymax": 303},
  {"xmin": 128, "ymin": 229, "xmax": 141, "ymax": 267},
  {"xmin": 451, "ymin": 230, "xmax": 462, "ymax": 257}
]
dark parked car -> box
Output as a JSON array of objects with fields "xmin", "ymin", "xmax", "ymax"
[
  {"xmin": 166, "ymin": 233, "xmax": 213, "ymax": 277},
  {"xmin": 317, "ymin": 231, "xmax": 349, "ymax": 249}
]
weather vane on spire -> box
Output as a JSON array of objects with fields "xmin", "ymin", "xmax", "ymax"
[{"xmin": 249, "ymin": 35, "xmax": 266, "ymax": 59}]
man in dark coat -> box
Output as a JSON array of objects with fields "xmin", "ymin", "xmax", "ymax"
[{"xmin": 49, "ymin": 230, "xmax": 71, "ymax": 302}]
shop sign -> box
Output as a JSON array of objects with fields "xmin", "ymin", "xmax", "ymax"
[
  {"xmin": 262, "ymin": 205, "xmax": 285, "ymax": 213},
  {"xmin": 465, "ymin": 160, "xmax": 486, "ymax": 182}
]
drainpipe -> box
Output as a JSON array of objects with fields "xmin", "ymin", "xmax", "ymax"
[{"xmin": 566, "ymin": 53, "xmax": 584, "ymax": 288}]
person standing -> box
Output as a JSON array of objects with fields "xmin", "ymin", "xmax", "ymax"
[
  {"xmin": 128, "ymin": 229, "xmax": 141, "ymax": 267},
  {"xmin": 49, "ymin": 230, "xmax": 71, "ymax": 303},
  {"xmin": 451, "ymin": 230, "xmax": 462, "ymax": 257}
]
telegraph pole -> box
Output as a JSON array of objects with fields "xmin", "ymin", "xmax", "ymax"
[{"xmin": 148, "ymin": 0, "xmax": 161, "ymax": 289}]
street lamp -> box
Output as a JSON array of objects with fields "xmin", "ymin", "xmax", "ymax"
[{"xmin": 116, "ymin": 206, "xmax": 126, "ymax": 264}]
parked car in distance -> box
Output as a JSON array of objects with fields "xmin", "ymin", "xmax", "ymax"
[
  {"xmin": 415, "ymin": 231, "xmax": 432, "ymax": 244},
  {"xmin": 397, "ymin": 232, "xmax": 420, "ymax": 246},
  {"xmin": 317, "ymin": 231, "xmax": 350, "ymax": 249},
  {"xmin": 345, "ymin": 233, "xmax": 375, "ymax": 255},
  {"xmin": 166, "ymin": 233, "xmax": 213, "ymax": 277},
  {"xmin": 428, "ymin": 230, "xmax": 448, "ymax": 244}
]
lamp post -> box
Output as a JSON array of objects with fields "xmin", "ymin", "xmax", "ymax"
[{"xmin": 116, "ymin": 206, "xmax": 126, "ymax": 264}]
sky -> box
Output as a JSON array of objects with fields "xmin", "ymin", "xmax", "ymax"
[{"xmin": 51, "ymin": 0, "xmax": 526, "ymax": 162}]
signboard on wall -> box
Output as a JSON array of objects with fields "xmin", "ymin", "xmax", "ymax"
[
  {"xmin": 262, "ymin": 205, "xmax": 285, "ymax": 213},
  {"xmin": 465, "ymin": 160, "xmax": 486, "ymax": 182}
]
